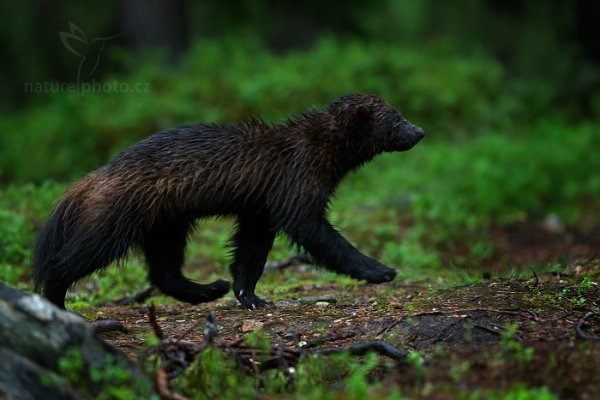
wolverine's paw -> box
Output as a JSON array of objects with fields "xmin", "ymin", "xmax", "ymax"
[
  {"xmin": 236, "ymin": 290, "xmax": 271, "ymax": 310},
  {"xmin": 354, "ymin": 262, "xmax": 397, "ymax": 284}
]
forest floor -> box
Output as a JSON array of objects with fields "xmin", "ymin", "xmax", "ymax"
[{"xmin": 91, "ymin": 225, "xmax": 600, "ymax": 399}]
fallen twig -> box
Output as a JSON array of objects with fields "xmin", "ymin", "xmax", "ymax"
[
  {"xmin": 156, "ymin": 368, "xmax": 190, "ymax": 400},
  {"xmin": 302, "ymin": 331, "xmax": 358, "ymax": 349},
  {"xmin": 263, "ymin": 254, "xmax": 312, "ymax": 274},
  {"xmin": 92, "ymin": 319, "xmax": 128, "ymax": 334},
  {"xmin": 473, "ymin": 324, "xmax": 503, "ymax": 336},
  {"xmin": 318, "ymin": 341, "xmax": 408, "ymax": 362},
  {"xmin": 576, "ymin": 312, "xmax": 600, "ymax": 341},
  {"xmin": 148, "ymin": 303, "xmax": 164, "ymax": 340},
  {"xmin": 530, "ymin": 267, "xmax": 539, "ymax": 286},
  {"xmin": 377, "ymin": 307, "xmax": 541, "ymax": 336}
]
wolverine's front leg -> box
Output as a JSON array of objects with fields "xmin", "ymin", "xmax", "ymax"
[
  {"xmin": 229, "ymin": 217, "xmax": 276, "ymax": 309},
  {"xmin": 286, "ymin": 216, "xmax": 397, "ymax": 283}
]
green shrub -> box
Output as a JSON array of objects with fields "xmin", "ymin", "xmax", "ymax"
[
  {"xmin": 1, "ymin": 38, "xmax": 507, "ymax": 183},
  {"xmin": 0, "ymin": 182, "xmax": 64, "ymax": 286}
]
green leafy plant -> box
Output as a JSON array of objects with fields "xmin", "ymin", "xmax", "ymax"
[
  {"xmin": 499, "ymin": 323, "xmax": 535, "ymax": 364},
  {"xmin": 54, "ymin": 347, "xmax": 156, "ymax": 400}
]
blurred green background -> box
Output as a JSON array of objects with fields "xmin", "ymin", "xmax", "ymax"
[{"xmin": 1, "ymin": 1, "xmax": 599, "ymax": 297}]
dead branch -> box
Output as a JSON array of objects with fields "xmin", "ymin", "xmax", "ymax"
[
  {"xmin": 318, "ymin": 341, "xmax": 408, "ymax": 362},
  {"xmin": 377, "ymin": 307, "xmax": 541, "ymax": 336},
  {"xmin": 302, "ymin": 331, "xmax": 358, "ymax": 349},
  {"xmin": 473, "ymin": 324, "xmax": 503, "ymax": 336},
  {"xmin": 263, "ymin": 254, "xmax": 312, "ymax": 274},
  {"xmin": 93, "ymin": 319, "xmax": 128, "ymax": 334},
  {"xmin": 576, "ymin": 312, "xmax": 600, "ymax": 340},
  {"xmin": 156, "ymin": 369, "xmax": 190, "ymax": 400},
  {"xmin": 147, "ymin": 303, "xmax": 164, "ymax": 340},
  {"xmin": 530, "ymin": 267, "xmax": 539, "ymax": 286}
]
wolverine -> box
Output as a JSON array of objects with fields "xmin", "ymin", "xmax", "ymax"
[{"xmin": 33, "ymin": 93, "xmax": 425, "ymax": 310}]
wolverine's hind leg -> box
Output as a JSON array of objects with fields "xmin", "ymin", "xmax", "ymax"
[
  {"xmin": 142, "ymin": 223, "xmax": 230, "ymax": 304},
  {"xmin": 42, "ymin": 280, "xmax": 69, "ymax": 309},
  {"xmin": 38, "ymin": 235, "xmax": 131, "ymax": 309}
]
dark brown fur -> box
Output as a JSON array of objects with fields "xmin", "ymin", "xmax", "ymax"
[{"xmin": 33, "ymin": 93, "xmax": 424, "ymax": 309}]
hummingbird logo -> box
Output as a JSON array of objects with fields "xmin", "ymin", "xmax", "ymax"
[{"xmin": 59, "ymin": 22, "xmax": 120, "ymax": 85}]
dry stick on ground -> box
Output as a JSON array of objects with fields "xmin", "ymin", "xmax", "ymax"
[
  {"xmin": 263, "ymin": 254, "xmax": 313, "ymax": 274},
  {"xmin": 576, "ymin": 312, "xmax": 600, "ymax": 340},
  {"xmin": 148, "ymin": 304, "xmax": 195, "ymax": 400},
  {"xmin": 156, "ymin": 369, "xmax": 190, "ymax": 400},
  {"xmin": 302, "ymin": 331, "xmax": 358, "ymax": 349},
  {"xmin": 377, "ymin": 307, "xmax": 542, "ymax": 336},
  {"xmin": 93, "ymin": 319, "xmax": 128, "ymax": 334},
  {"xmin": 530, "ymin": 267, "xmax": 540, "ymax": 286},
  {"xmin": 148, "ymin": 303, "xmax": 164, "ymax": 340},
  {"xmin": 318, "ymin": 341, "xmax": 408, "ymax": 362},
  {"xmin": 473, "ymin": 324, "xmax": 504, "ymax": 336}
]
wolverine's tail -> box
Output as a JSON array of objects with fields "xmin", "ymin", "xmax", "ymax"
[
  {"xmin": 32, "ymin": 194, "xmax": 79, "ymax": 293},
  {"xmin": 32, "ymin": 181, "xmax": 136, "ymax": 307}
]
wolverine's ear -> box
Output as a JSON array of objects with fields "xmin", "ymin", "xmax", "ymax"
[{"xmin": 346, "ymin": 105, "xmax": 373, "ymax": 134}]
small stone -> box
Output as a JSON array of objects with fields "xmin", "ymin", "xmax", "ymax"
[
  {"xmin": 315, "ymin": 301, "xmax": 330, "ymax": 307},
  {"xmin": 300, "ymin": 294, "xmax": 337, "ymax": 304},
  {"xmin": 241, "ymin": 319, "xmax": 264, "ymax": 332},
  {"xmin": 543, "ymin": 214, "xmax": 565, "ymax": 234}
]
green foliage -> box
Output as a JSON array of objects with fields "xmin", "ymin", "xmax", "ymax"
[
  {"xmin": 54, "ymin": 347, "xmax": 157, "ymax": 400},
  {"xmin": 555, "ymin": 276, "xmax": 596, "ymax": 309},
  {"xmin": 406, "ymin": 350, "xmax": 426, "ymax": 377},
  {"xmin": 499, "ymin": 323, "xmax": 535, "ymax": 364},
  {"xmin": 1, "ymin": 38, "xmax": 507, "ymax": 183},
  {"xmin": 451, "ymin": 360, "xmax": 471, "ymax": 383},
  {"xmin": 0, "ymin": 209, "xmax": 29, "ymax": 265},
  {"xmin": 57, "ymin": 347, "xmax": 85, "ymax": 385},
  {"xmin": 177, "ymin": 347, "xmax": 257, "ymax": 399},
  {"xmin": 177, "ymin": 345, "xmax": 391, "ymax": 400},
  {"xmin": 243, "ymin": 329, "xmax": 272, "ymax": 354},
  {"xmin": 0, "ymin": 182, "xmax": 64, "ymax": 288},
  {"xmin": 465, "ymin": 385, "xmax": 557, "ymax": 400}
]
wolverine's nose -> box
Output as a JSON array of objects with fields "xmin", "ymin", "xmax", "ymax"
[{"xmin": 414, "ymin": 126, "xmax": 425, "ymax": 140}]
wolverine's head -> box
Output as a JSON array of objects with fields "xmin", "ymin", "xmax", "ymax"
[{"xmin": 328, "ymin": 93, "xmax": 425, "ymax": 156}]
